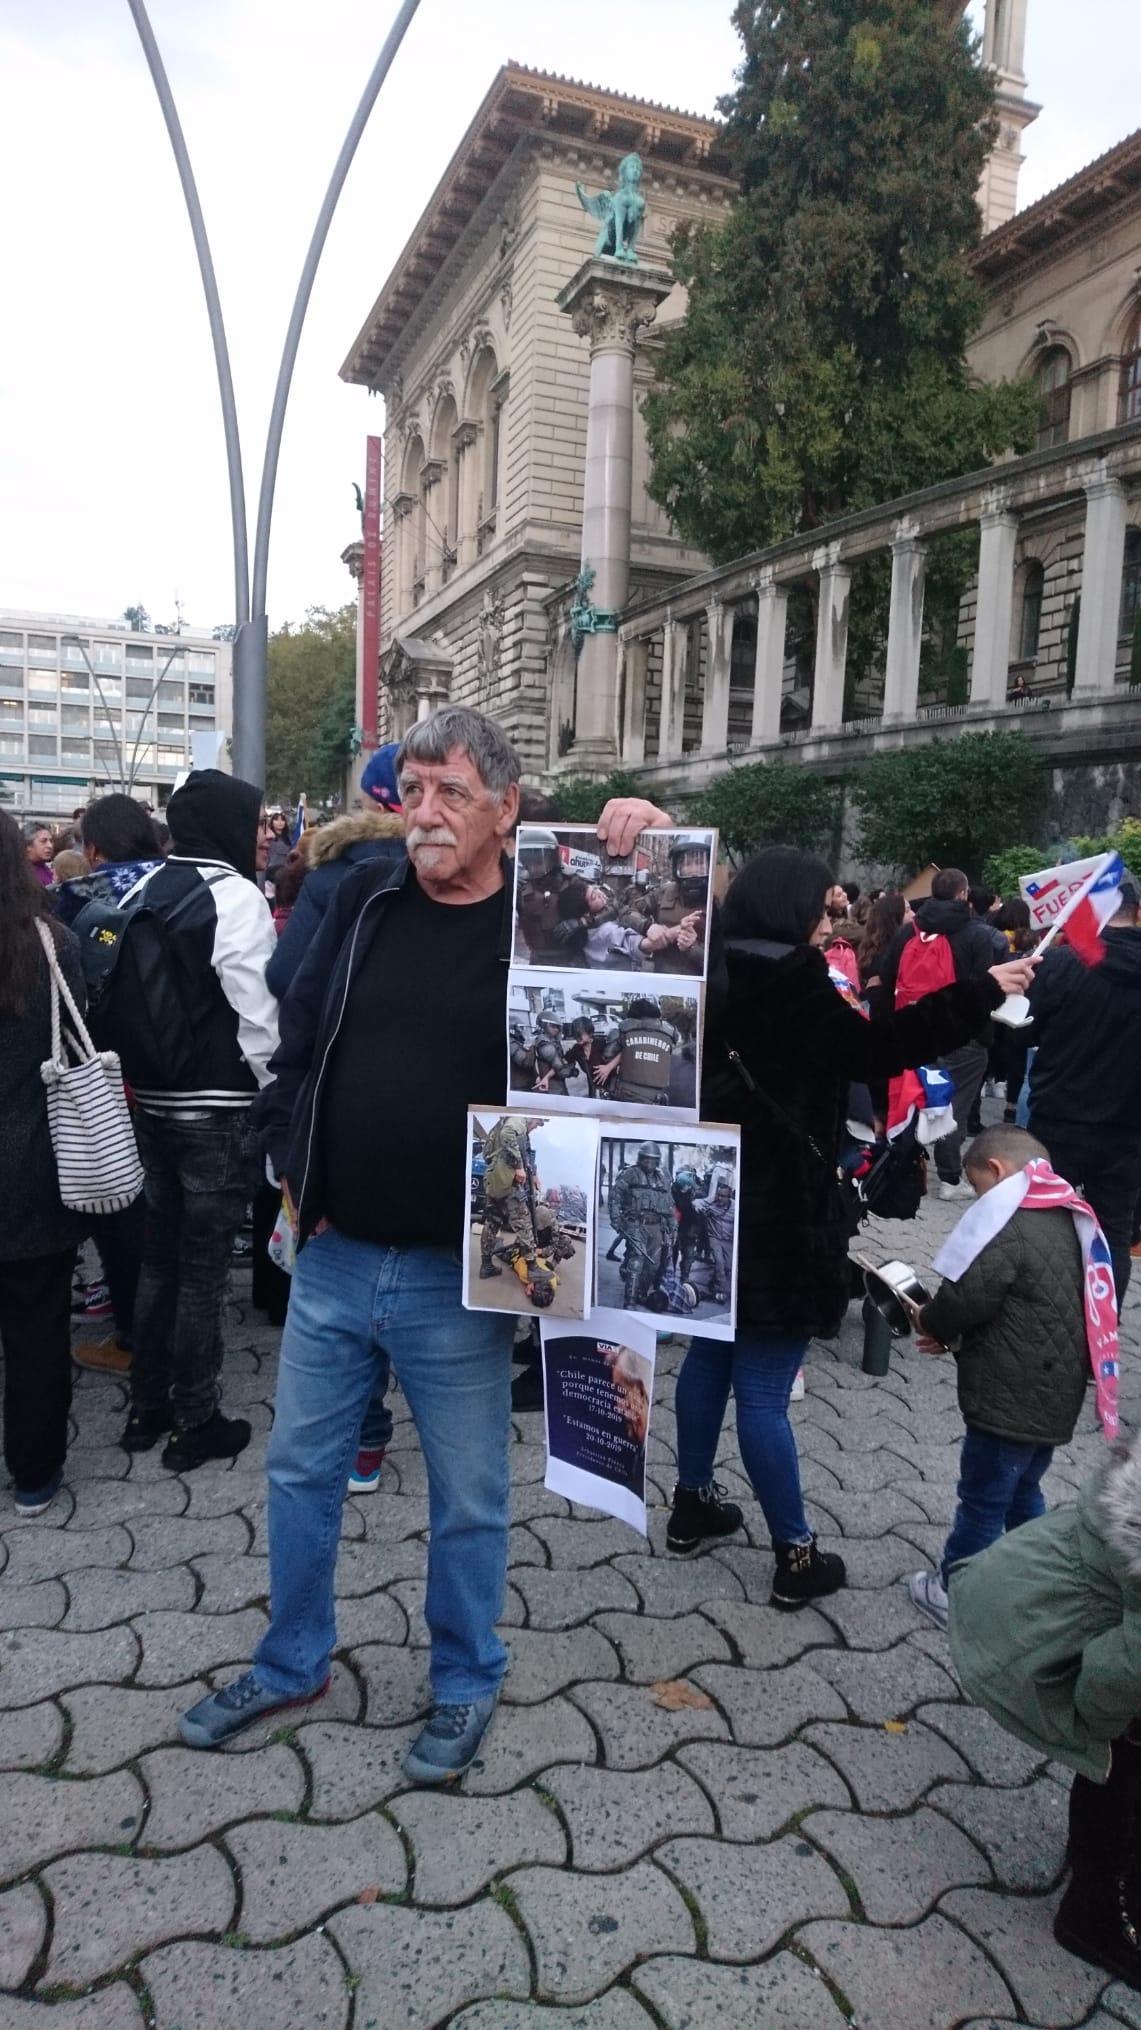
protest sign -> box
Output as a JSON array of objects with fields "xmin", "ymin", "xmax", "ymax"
[
  {"xmin": 1019, "ymin": 854, "xmax": 1109, "ymax": 933},
  {"xmin": 507, "ymin": 969, "xmax": 701, "ymax": 1121},
  {"xmin": 594, "ymin": 1126, "xmax": 742, "ymax": 1341},
  {"xmin": 541, "ymin": 1310, "xmax": 656, "ymax": 1532},
  {"xmin": 512, "ymin": 824, "xmax": 715, "ymax": 978},
  {"xmin": 463, "ymin": 1109, "xmax": 597, "ymax": 1320}
]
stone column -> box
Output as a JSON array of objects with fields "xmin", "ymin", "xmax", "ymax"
[
  {"xmin": 558, "ymin": 256, "xmax": 674, "ymax": 769},
  {"xmin": 658, "ymin": 614, "xmax": 685, "ymax": 763},
  {"xmin": 970, "ymin": 489, "xmax": 1018, "ymax": 708},
  {"xmin": 751, "ymin": 568, "xmax": 788, "ymax": 748},
  {"xmin": 453, "ymin": 422, "xmax": 479, "ymax": 570},
  {"xmin": 882, "ymin": 520, "xmax": 927, "ymax": 720},
  {"xmin": 701, "ymin": 595, "xmax": 733, "ymax": 753},
  {"xmin": 810, "ymin": 543, "xmax": 851, "ymax": 732},
  {"xmin": 1074, "ymin": 465, "xmax": 1128, "ymax": 696},
  {"xmin": 619, "ymin": 635, "xmax": 648, "ymax": 765}
]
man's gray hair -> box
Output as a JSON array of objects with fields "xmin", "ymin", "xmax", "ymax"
[{"xmin": 397, "ymin": 707, "xmax": 521, "ymax": 800}]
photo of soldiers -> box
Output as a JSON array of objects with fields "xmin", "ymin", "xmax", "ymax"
[
  {"xmin": 512, "ymin": 824, "xmax": 716, "ymax": 978},
  {"xmin": 463, "ymin": 1109, "xmax": 595, "ymax": 1321},
  {"xmin": 506, "ymin": 971, "xmax": 700, "ymax": 1121},
  {"xmin": 595, "ymin": 1130, "xmax": 742, "ymax": 1340}
]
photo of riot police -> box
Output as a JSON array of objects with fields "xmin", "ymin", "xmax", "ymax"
[
  {"xmin": 512, "ymin": 825, "xmax": 716, "ymax": 979},
  {"xmin": 463, "ymin": 1108, "xmax": 595, "ymax": 1320},
  {"xmin": 507, "ymin": 970, "xmax": 701, "ymax": 1121},
  {"xmin": 594, "ymin": 1130, "xmax": 741, "ymax": 1341}
]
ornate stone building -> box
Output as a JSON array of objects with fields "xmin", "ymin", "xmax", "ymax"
[{"xmin": 339, "ymin": 66, "xmax": 734, "ymax": 772}]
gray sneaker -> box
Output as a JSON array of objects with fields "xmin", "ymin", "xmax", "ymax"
[
  {"xmin": 179, "ymin": 1669, "xmax": 329, "ymax": 1749},
  {"xmin": 402, "ymin": 1695, "xmax": 497, "ymax": 1786},
  {"xmin": 907, "ymin": 1569, "xmax": 950, "ymax": 1629}
]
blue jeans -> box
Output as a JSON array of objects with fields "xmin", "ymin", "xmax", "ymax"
[
  {"xmin": 254, "ymin": 1228, "xmax": 515, "ymax": 1703},
  {"xmin": 941, "ymin": 1425, "xmax": 1053, "ymax": 1584},
  {"xmin": 675, "ymin": 1331, "xmax": 811, "ymax": 1545}
]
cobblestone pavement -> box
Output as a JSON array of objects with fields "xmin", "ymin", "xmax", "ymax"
[{"xmin": 3, "ymin": 1166, "xmax": 1141, "ymax": 2030}]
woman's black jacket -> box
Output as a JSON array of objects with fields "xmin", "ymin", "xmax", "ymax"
[{"xmin": 699, "ymin": 938, "xmax": 1002, "ymax": 1340}]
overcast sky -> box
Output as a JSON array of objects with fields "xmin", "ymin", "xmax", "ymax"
[{"xmin": 2, "ymin": 0, "xmax": 1135, "ymax": 634}]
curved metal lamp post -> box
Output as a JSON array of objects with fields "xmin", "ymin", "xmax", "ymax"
[{"xmin": 124, "ymin": 0, "xmax": 423, "ymax": 786}]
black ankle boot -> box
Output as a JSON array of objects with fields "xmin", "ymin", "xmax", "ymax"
[
  {"xmin": 666, "ymin": 1481, "xmax": 744, "ymax": 1555},
  {"xmin": 121, "ymin": 1405, "xmax": 171, "ymax": 1453},
  {"xmin": 770, "ymin": 1536, "xmax": 846, "ymax": 1611},
  {"xmin": 1055, "ymin": 1871, "xmax": 1141, "ymax": 1990},
  {"xmin": 161, "ymin": 1411, "xmax": 251, "ymax": 1472}
]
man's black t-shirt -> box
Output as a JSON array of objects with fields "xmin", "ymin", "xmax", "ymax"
[{"xmin": 320, "ymin": 876, "xmax": 507, "ymax": 1247}]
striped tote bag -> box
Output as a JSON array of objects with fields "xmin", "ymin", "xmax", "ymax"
[{"xmin": 36, "ymin": 920, "xmax": 143, "ymax": 1215}]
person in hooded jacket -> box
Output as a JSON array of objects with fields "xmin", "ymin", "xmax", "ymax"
[
  {"xmin": 120, "ymin": 771, "xmax": 279, "ymax": 1470},
  {"xmin": 265, "ymin": 745, "xmax": 406, "ymax": 1001},
  {"xmin": 878, "ymin": 867, "xmax": 1006, "ymax": 1199},
  {"xmin": 949, "ymin": 1429, "xmax": 1141, "ymax": 1991},
  {"xmin": 666, "ymin": 845, "xmax": 1036, "ymax": 1609},
  {"xmin": 1028, "ymin": 881, "xmax": 1141, "ymax": 1301}
]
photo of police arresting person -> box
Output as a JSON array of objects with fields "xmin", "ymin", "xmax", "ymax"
[
  {"xmin": 507, "ymin": 973, "xmax": 700, "ymax": 1120},
  {"xmin": 464, "ymin": 1108, "xmax": 594, "ymax": 1319},
  {"xmin": 512, "ymin": 825, "xmax": 715, "ymax": 979},
  {"xmin": 595, "ymin": 1132, "xmax": 742, "ymax": 1339}
]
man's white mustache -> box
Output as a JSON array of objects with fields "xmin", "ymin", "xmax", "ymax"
[{"xmin": 407, "ymin": 825, "xmax": 459, "ymax": 853}]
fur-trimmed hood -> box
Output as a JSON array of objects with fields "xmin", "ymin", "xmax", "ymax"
[
  {"xmin": 1097, "ymin": 1432, "xmax": 1141, "ymax": 1579},
  {"xmin": 305, "ymin": 809, "xmax": 405, "ymax": 868}
]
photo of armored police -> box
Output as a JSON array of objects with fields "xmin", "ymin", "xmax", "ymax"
[
  {"xmin": 463, "ymin": 1108, "xmax": 595, "ymax": 1320},
  {"xmin": 507, "ymin": 970, "xmax": 701, "ymax": 1121},
  {"xmin": 512, "ymin": 825, "xmax": 715, "ymax": 979},
  {"xmin": 595, "ymin": 1131, "xmax": 742, "ymax": 1341}
]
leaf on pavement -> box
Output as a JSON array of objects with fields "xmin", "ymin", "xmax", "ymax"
[{"xmin": 651, "ymin": 1678, "xmax": 713, "ymax": 1712}]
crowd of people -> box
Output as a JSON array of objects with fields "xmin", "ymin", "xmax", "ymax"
[{"xmin": 3, "ymin": 705, "xmax": 1141, "ymax": 1987}]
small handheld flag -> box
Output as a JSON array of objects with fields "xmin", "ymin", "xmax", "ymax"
[{"xmin": 1019, "ymin": 850, "xmax": 1123, "ymax": 966}]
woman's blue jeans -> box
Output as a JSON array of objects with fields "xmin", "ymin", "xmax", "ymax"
[{"xmin": 675, "ymin": 1330, "xmax": 811, "ymax": 1545}]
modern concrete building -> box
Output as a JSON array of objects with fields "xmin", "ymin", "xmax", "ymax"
[{"xmin": 0, "ymin": 611, "xmax": 232, "ymax": 821}]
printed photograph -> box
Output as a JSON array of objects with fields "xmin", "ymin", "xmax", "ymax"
[
  {"xmin": 462, "ymin": 1108, "xmax": 597, "ymax": 1321},
  {"xmin": 512, "ymin": 824, "xmax": 716, "ymax": 979},
  {"xmin": 507, "ymin": 969, "xmax": 701, "ymax": 1121},
  {"xmin": 541, "ymin": 1310, "xmax": 657, "ymax": 1535},
  {"xmin": 594, "ymin": 1128, "xmax": 742, "ymax": 1341}
]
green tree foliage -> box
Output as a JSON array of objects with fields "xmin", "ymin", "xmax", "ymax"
[
  {"xmin": 266, "ymin": 604, "xmax": 358, "ymax": 804},
  {"xmin": 550, "ymin": 772, "xmax": 643, "ymax": 822},
  {"xmin": 851, "ymin": 730, "xmax": 1048, "ymax": 877},
  {"xmin": 122, "ymin": 604, "xmax": 151, "ymax": 634},
  {"xmin": 642, "ymin": 0, "xmax": 1036, "ymax": 569},
  {"xmin": 984, "ymin": 819, "xmax": 1141, "ymax": 897},
  {"xmin": 692, "ymin": 759, "xmax": 841, "ymax": 864}
]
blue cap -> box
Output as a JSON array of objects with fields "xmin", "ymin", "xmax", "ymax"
[{"xmin": 360, "ymin": 742, "xmax": 402, "ymax": 811}]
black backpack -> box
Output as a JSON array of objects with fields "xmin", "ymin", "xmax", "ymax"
[{"xmin": 72, "ymin": 871, "xmax": 229, "ymax": 1092}]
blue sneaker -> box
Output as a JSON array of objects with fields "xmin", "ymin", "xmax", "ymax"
[
  {"xmin": 14, "ymin": 1471, "xmax": 63, "ymax": 1518},
  {"xmin": 402, "ymin": 1695, "xmax": 498, "ymax": 1786},
  {"xmin": 179, "ymin": 1669, "xmax": 329, "ymax": 1749}
]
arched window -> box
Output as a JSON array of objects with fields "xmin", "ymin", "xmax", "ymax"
[
  {"xmin": 1120, "ymin": 311, "xmax": 1141, "ymax": 426},
  {"xmin": 398, "ymin": 432, "xmax": 424, "ymax": 612},
  {"xmin": 1019, "ymin": 561, "xmax": 1044, "ymax": 661},
  {"xmin": 1122, "ymin": 529, "xmax": 1141, "ymax": 637},
  {"xmin": 429, "ymin": 393, "xmax": 458, "ymax": 585},
  {"xmin": 1036, "ymin": 346, "xmax": 1071, "ymax": 450}
]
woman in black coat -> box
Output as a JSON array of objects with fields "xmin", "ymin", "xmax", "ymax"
[
  {"xmin": 0, "ymin": 808, "xmax": 88, "ymax": 1515},
  {"xmin": 668, "ymin": 845, "xmax": 1035, "ymax": 1608}
]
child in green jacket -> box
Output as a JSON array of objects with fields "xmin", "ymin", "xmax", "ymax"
[
  {"xmin": 905, "ymin": 1125, "xmax": 1091, "ymax": 1630},
  {"xmin": 950, "ymin": 1429, "xmax": 1141, "ymax": 1991}
]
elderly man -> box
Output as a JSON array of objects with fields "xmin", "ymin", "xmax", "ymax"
[{"xmin": 179, "ymin": 707, "xmax": 660, "ymax": 1783}]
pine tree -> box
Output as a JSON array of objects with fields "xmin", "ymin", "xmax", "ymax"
[{"xmin": 643, "ymin": 1, "xmax": 1036, "ymax": 565}]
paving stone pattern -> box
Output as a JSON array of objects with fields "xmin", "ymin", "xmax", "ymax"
[{"xmin": 1, "ymin": 1176, "xmax": 1138, "ymax": 2028}]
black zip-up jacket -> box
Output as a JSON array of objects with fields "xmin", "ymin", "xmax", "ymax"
[
  {"xmin": 879, "ymin": 896, "xmax": 1005, "ymax": 1044},
  {"xmin": 255, "ymin": 853, "xmax": 514, "ymax": 1239},
  {"xmin": 1028, "ymin": 929, "xmax": 1141, "ymax": 1141}
]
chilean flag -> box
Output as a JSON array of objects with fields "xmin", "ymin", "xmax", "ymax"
[{"xmin": 1059, "ymin": 852, "xmax": 1124, "ymax": 964}]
